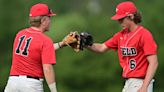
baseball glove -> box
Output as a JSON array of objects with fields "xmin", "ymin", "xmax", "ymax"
[
  {"xmin": 62, "ymin": 32, "xmax": 80, "ymax": 45},
  {"xmin": 79, "ymin": 32, "xmax": 93, "ymax": 50},
  {"xmin": 62, "ymin": 31, "xmax": 81, "ymax": 52},
  {"xmin": 63, "ymin": 31, "xmax": 93, "ymax": 52}
]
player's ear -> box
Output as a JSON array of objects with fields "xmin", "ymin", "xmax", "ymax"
[
  {"xmin": 128, "ymin": 14, "xmax": 134, "ymax": 20},
  {"xmin": 41, "ymin": 17, "xmax": 46, "ymax": 24},
  {"xmin": 41, "ymin": 17, "xmax": 49, "ymax": 26}
]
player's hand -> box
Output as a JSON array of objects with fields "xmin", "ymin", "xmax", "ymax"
[
  {"xmin": 62, "ymin": 31, "xmax": 79, "ymax": 45},
  {"xmin": 62, "ymin": 31, "xmax": 93, "ymax": 52},
  {"xmin": 137, "ymin": 86, "xmax": 147, "ymax": 92}
]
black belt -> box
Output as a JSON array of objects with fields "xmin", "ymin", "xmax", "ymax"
[
  {"xmin": 124, "ymin": 77, "xmax": 144, "ymax": 80},
  {"xmin": 11, "ymin": 75, "xmax": 40, "ymax": 80}
]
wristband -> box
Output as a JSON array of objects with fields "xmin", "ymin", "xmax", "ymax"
[
  {"xmin": 58, "ymin": 43, "xmax": 61, "ymax": 48},
  {"xmin": 54, "ymin": 43, "xmax": 60, "ymax": 50},
  {"xmin": 48, "ymin": 82, "xmax": 57, "ymax": 92}
]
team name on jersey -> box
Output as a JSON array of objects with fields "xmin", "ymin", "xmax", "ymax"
[{"xmin": 121, "ymin": 47, "xmax": 137, "ymax": 56}]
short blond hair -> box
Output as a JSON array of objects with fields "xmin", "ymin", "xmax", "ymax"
[{"xmin": 29, "ymin": 16, "xmax": 43, "ymax": 27}]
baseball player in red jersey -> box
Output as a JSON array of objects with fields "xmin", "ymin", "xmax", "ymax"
[
  {"xmin": 4, "ymin": 3, "xmax": 61, "ymax": 92},
  {"xmin": 87, "ymin": 1, "xmax": 158, "ymax": 92}
]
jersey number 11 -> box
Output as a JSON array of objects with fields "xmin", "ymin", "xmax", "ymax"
[{"xmin": 16, "ymin": 35, "xmax": 32, "ymax": 56}]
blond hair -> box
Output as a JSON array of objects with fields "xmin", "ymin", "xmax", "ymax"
[{"xmin": 29, "ymin": 16, "xmax": 44, "ymax": 27}]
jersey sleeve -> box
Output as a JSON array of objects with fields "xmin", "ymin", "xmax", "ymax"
[
  {"xmin": 41, "ymin": 37, "xmax": 56, "ymax": 64},
  {"xmin": 104, "ymin": 33, "xmax": 120, "ymax": 50},
  {"xmin": 141, "ymin": 30, "xmax": 157, "ymax": 55}
]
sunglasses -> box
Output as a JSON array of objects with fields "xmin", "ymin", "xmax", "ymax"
[{"xmin": 49, "ymin": 9, "xmax": 53, "ymax": 14}]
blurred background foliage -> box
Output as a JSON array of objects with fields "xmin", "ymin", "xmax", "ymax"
[{"xmin": 0, "ymin": 0, "xmax": 163, "ymax": 92}]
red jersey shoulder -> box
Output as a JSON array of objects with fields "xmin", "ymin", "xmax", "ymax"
[
  {"xmin": 140, "ymin": 27, "xmax": 153, "ymax": 38},
  {"xmin": 112, "ymin": 29, "xmax": 125, "ymax": 39},
  {"xmin": 15, "ymin": 29, "xmax": 27, "ymax": 36},
  {"xmin": 115, "ymin": 28, "xmax": 128, "ymax": 37},
  {"xmin": 104, "ymin": 29, "xmax": 125, "ymax": 50},
  {"xmin": 40, "ymin": 33, "xmax": 53, "ymax": 42},
  {"xmin": 140, "ymin": 27, "xmax": 157, "ymax": 55},
  {"xmin": 139, "ymin": 27, "xmax": 155, "ymax": 44},
  {"xmin": 17, "ymin": 28, "xmax": 53, "ymax": 42}
]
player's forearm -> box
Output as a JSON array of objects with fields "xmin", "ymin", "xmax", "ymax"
[
  {"xmin": 54, "ymin": 42, "xmax": 65, "ymax": 50},
  {"xmin": 87, "ymin": 43, "xmax": 109, "ymax": 53},
  {"xmin": 43, "ymin": 64, "xmax": 57, "ymax": 92},
  {"xmin": 142, "ymin": 55, "xmax": 158, "ymax": 88},
  {"xmin": 43, "ymin": 64, "xmax": 56, "ymax": 84}
]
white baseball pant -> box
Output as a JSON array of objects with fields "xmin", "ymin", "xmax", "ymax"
[
  {"xmin": 122, "ymin": 78, "xmax": 154, "ymax": 92},
  {"xmin": 4, "ymin": 76, "xmax": 44, "ymax": 92}
]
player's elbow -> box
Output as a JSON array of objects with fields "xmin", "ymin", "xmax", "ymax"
[
  {"xmin": 153, "ymin": 59, "xmax": 158, "ymax": 69},
  {"xmin": 147, "ymin": 54, "xmax": 158, "ymax": 69},
  {"xmin": 88, "ymin": 43, "xmax": 109, "ymax": 53},
  {"xmin": 97, "ymin": 44, "xmax": 109, "ymax": 53},
  {"xmin": 43, "ymin": 64, "xmax": 54, "ymax": 74}
]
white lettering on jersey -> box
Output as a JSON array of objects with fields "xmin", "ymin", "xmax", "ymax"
[{"xmin": 121, "ymin": 47, "xmax": 137, "ymax": 56}]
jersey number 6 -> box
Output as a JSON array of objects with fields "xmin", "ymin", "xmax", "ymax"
[{"xmin": 129, "ymin": 59, "xmax": 136, "ymax": 70}]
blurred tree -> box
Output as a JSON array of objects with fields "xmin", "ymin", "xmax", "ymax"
[{"xmin": 0, "ymin": 0, "xmax": 164, "ymax": 92}]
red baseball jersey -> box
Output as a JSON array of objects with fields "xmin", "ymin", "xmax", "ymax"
[
  {"xmin": 10, "ymin": 27, "xmax": 56, "ymax": 78},
  {"xmin": 104, "ymin": 26, "xmax": 157, "ymax": 78}
]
